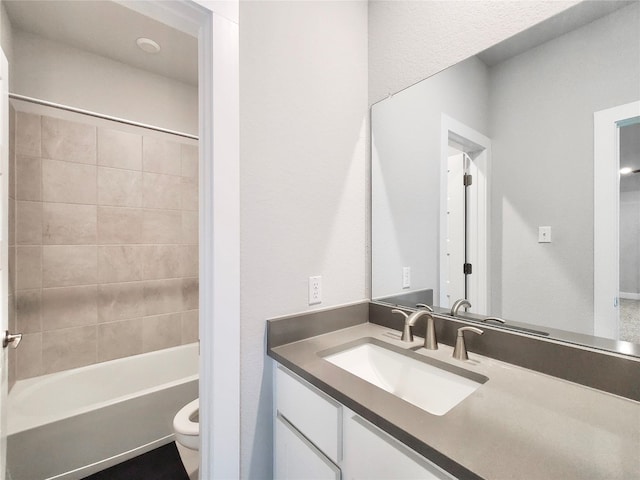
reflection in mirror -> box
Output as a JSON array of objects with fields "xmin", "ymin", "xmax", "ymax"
[
  {"xmin": 620, "ymin": 122, "xmax": 640, "ymax": 344},
  {"xmin": 371, "ymin": 1, "xmax": 640, "ymax": 355}
]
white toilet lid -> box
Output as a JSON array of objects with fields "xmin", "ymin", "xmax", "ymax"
[{"xmin": 173, "ymin": 398, "xmax": 199, "ymax": 436}]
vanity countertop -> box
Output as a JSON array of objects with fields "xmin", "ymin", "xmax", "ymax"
[{"xmin": 268, "ymin": 321, "xmax": 640, "ymax": 479}]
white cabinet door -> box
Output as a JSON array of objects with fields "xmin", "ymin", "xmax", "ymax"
[
  {"xmin": 275, "ymin": 414, "xmax": 340, "ymax": 480},
  {"xmin": 342, "ymin": 412, "xmax": 456, "ymax": 480}
]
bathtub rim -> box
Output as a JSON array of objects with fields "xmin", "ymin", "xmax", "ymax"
[{"xmin": 8, "ymin": 343, "xmax": 199, "ymax": 436}]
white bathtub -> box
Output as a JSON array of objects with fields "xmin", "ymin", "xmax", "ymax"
[{"xmin": 7, "ymin": 343, "xmax": 199, "ymax": 480}]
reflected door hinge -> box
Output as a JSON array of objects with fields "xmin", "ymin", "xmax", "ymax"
[
  {"xmin": 463, "ymin": 263, "xmax": 473, "ymax": 275},
  {"xmin": 614, "ymin": 297, "xmax": 619, "ymax": 308},
  {"xmin": 463, "ymin": 174, "xmax": 473, "ymax": 187}
]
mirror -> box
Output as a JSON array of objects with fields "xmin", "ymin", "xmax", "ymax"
[{"xmin": 371, "ymin": 1, "xmax": 640, "ymax": 355}]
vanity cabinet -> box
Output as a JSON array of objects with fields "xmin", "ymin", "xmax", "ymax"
[
  {"xmin": 275, "ymin": 414, "xmax": 341, "ymax": 480},
  {"xmin": 274, "ymin": 364, "xmax": 457, "ymax": 480}
]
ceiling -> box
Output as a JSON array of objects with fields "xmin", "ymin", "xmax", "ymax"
[
  {"xmin": 4, "ymin": 0, "xmax": 198, "ymax": 86},
  {"xmin": 477, "ymin": 1, "xmax": 633, "ymax": 67}
]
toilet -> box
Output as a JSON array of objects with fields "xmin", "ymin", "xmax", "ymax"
[{"xmin": 173, "ymin": 399, "xmax": 200, "ymax": 451}]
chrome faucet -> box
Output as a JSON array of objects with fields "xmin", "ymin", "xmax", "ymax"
[
  {"xmin": 452, "ymin": 326, "xmax": 483, "ymax": 361},
  {"xmin": 391, "ymin": 309, "xmax": 438, "ymax": 349},
  {"xmin": 450, "ymin": 298, "xmax": 471, "ymax": 317}
]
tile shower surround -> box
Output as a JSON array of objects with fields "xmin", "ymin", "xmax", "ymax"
[{"xmin": 9, "ymin": 108, "xmax": 199, "ymax": 381}]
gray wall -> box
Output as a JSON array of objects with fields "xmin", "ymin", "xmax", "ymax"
[{"xmin": 489, "ymin": 3, "xmax": 640, "ymax": 332}]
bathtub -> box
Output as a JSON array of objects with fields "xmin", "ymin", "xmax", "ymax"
[{"xmin": 7, "ymin": 343, "xmax": 199, "ymax": 480}]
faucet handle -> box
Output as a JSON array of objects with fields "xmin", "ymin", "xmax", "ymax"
[
  {"xmin": 416, "ymin": 303, "xmax": 434, "ymax": 312},
  {"xmin": 453, "ymin": 326, "xmax": 483, "ymax": 361}
]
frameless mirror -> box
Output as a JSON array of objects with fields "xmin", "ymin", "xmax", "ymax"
[{"xmin": 371, "ymin": 1, "xmax": 640, "ymax": 356}]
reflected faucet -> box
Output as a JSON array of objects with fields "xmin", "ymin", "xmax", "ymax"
[
  {"xmin": 450, "ymin": 299, "xmax": 471, "ymax": 317},
  {"xmin": 416, "ymin": 303, "xmax": 434, "ymax": 312},
  {"xmin": 392, "ymin": 309, "xmax": 438, "ymax": 349},
  {"xmin": 482, "ymin": 316, "xmax": 506, "ymax": 324}
]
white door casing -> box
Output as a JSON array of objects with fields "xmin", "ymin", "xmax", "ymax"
[{"xmin": 440, "ymin": 115, "xmax": 490, "ymax": 315}]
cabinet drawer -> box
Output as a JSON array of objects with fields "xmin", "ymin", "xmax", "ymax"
[{"xmin": 276, "ymin": 365, "xmax": 341, "ymax": 463}]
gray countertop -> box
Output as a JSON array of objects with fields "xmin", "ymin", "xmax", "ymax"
[{"xmin": 269, "ymin": 322, "xmax": 640, "ymax": 480}]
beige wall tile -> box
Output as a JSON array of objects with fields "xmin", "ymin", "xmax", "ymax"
[
  {"xmin": 42, "ymin": 159, "xmax": 97, "ymax": 204},
  {"xmin": 182, "ymin": 211, "xmax": 198, "ymax": 244},
  {"xmin": 8, "ymin": 246, "xmax": 16, "ymax": 293},
  {"xmin": 98, "ymin": 167, "xmax": 142, "ymax": 207},
  {"xmin": 143, "ymin": 279, "xmax": 183, "ymax": 316},
  {"xmin": 181, "ymin": 177, "xmax": 198, "ymax": 211},
  {"xmin": 9, "ymin": 150, "xmax": 15, "ymax": 200},
  {"xmin": 16, "ymin": 112, "xmax": 41, "ymax": 157},
  {"xmin": 181, "ymin": 144, "xmax": 198, "ymax": 178},
  {"xmin": 9, "ymin": 198, "xmax": 15, "ymax": 246},
  {"xmin": 142, "ymin": 313, "xmax": 182, "ymax": 352},
  {"xmin": 16, "ymin": 333, "xmax": 43, "ymax": 380},
  {"xmin": 181, "ymin": 310, "xmax": 199, "ymax": 344},
  {"xmin": 42, "ymin": 285, "xmax": 98, "ymax": 330},
  {"xmin": 16, "ymin": 155, "xmax": 42, "ymax": 201},
  {"xmin": 98, "ymin": 128, "xmax": 142, "ymax": 170},
  {"xmin": 98, "ymin": 318, "xmax": 144, "ymax": 362},
  {"xmin": 143, "ymin": 136, "xmax": 181, "ymax": 175},
  {"xmin": 16, "ymin": 289, "xmax": 42, "ymax": 334},
  {"xmin": 182, "ymin": 277, "xmax": 199, "ymax": 311},
  {"xmin": 42, "ymin": 245, "xmax": 98, "ymax": 287},
  {"xmin": 181, "ymin": 245, "xmax": 198, "ymax": 277},
  {"xmin": 43, "ymin": 203, "xmax": 97, "ymax": 245},
  {"xmin": 142, "ymin": 172, "xmax": 181, "ymax": 210},
  {"xmin": 16, "ymin": 201, "xmax": 43, "ymax": 245},
  {"xmin": 42, "ymin": 116, "xmax": 96, "ymax": 164},
  {"xmin": 142, "ymin": 245, "xmax": 182, "ymax": 280},
  {"xmin": 42, "ymin": 326, "xmax": 96, "ymax": 374},
  {"xmin": 98, "ymin": 282, "xmax": 145, "ymax": 322},
  {"xmin": 98, "ymin": 207, "xmax": 143, "ymax": 244},
  {"xmin": 17, "ymin": 246, "xmax": 42, "ymax": 289},
  {"xmin": 142, "ymin": 209, "xmax": 181, "ymax": 244},
  {"xmin": 98, "ymin": 246, "xmax": 144, "ymax": 283}
]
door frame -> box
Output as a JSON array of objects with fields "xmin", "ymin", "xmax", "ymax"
[
  {"xmin": 439, "ymin": 114, "xmax": 490, "ymax": 314},
  {"xmin": 593, "ymin": 101, "xmax": 640, "ymax": 339},
  {"xmin": 117, "ymin": 1, "xmax": 240, "ymax": 477}
]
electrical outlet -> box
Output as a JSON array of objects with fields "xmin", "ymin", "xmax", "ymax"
[
  {"xmin": 538, "ymin": 226, "xmax": 552, "ymax": 243},
  {"xmin": 309, "ymin": 276, "xmax": 322, "ymax": 305},
  {"xmin": 402, "ymin": 267, "xmax": 411, "ymax": 289}
]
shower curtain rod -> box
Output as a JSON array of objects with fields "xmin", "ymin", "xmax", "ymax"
[{"xmin": 9, "ymin": 93, "xmax": 199, "ymax": 141}]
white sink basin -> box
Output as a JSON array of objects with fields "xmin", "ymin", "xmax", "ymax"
[{"xmin": 323, "ymin": 340, "xmax": 487, "ymax": 416}]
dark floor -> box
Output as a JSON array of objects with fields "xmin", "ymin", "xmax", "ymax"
[{"xmin": 82, "ymin": 442, "xmax": 189, "ymax": 480}]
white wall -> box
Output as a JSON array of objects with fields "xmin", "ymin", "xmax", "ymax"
[
  {"xmin": 371, "ymin": 57, "xmax": 489, "ymax": 299},
  {"xmin": 239, "ymin": 1, "xmax": 368, "ymax": 477},
  {"xmin": 11, "ymin": 29, "xmax": 197, "ymax": 135},
  {"xmin": 368, "ymin": 0, "xmax": 580, "ymax": 105},
  {"xmin": 489, "ymin": 3, "xmax": 640, "ymax": 333}
]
